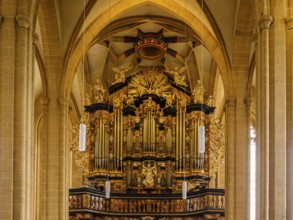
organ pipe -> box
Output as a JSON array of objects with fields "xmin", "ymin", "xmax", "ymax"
[
  {"xmin": 175, "ymin": 101, "xmax": 179, "ymax": 170},
  {"xmin": 119, "ymin": 109, "xmax": 123, "ymax": 169}
]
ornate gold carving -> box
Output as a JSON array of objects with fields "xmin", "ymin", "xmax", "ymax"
[
  {"xmin": 128, "ymin": 70, "xmax": 171, "ymax": 97},
  {"xmin": 206, "ymin": 95, "xmax": 215, "ymax": 107},
  {"xmin": 141, "ymin": 163, "xmax": 157, "ymax": 188},
  {"xmin": 111, "ymin": 66, "xmax": 133, "ymax": 85},
  {"xmin": 70, "ymin": 112, "xmax": 94, "ymax": 175},
  {"xmin": 70, "ymin": 68, "xmax": 225, "ymax": 196},
  {"xmin": 207, "ymin": 115, "xmax": 225, "ymax": 175},
  {"xmin": 166, "ymin": 66, "xmax": 187, "ymax": 86},
  {"xmin": 192, "ymin": 80, "xmax": 205, "ymax": 103},
  {"xmin": 93, "ymin": 77, "xmax": 106, "ymax": 103}
]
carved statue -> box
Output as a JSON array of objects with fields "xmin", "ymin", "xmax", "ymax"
[
  {"xmin": 112, "ymin": 66, "xmax": 133, "ymax": 85},
  {"xmin": 141, "ymin": 163, "xmax": 157, "ymax": 187},
  {"xmin": 84, "ymin": 92, "xmax": 91, "ymax": 106},
  {"xmin": 166, "ymin": 66, "xmax": 187, "ymax": 86},
  {"xmin": 93, "ymin": 78, "xmax": 106, "ymax": 103},
  {"xmin": 206, "ymin": 95, "xmax": 215, "ymax": 107},
  {"xmin": 192, "ymin": 80, "xmax": 205, "ymax": 103},
  {"xmin": 164, "ymin": 93, "xmax": 174, "ymax": 106}
]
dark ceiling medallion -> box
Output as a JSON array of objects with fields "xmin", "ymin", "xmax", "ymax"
[
  {"xmin": 135, "ymin": 38, "xmax": 167, "ymax": 60},
  {"xmin": 123, "ymin": 29, "xmax": 178, "ymax": 62}
]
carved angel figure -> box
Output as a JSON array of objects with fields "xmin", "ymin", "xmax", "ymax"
[
  {"xmin": 141, "ymin": 163, "xmax": 157, "ymax": 187},
  {"xmin": 164, "ymin": 93, "xmax": 175, "ymax": 106},
  {"xmin": 166, "ymin": 66, "xmax": 187, "ymax": 86},
  {"xmin": 111, "ymin": 66, "xmax": 133, "ymax": 85},
  {"xmin": 192, "ymin": 80, "xmax": 205, "ymax": 103},
  {"xmin": 93, "ymin": 77, "xmax": 106, "ymax": 102}
]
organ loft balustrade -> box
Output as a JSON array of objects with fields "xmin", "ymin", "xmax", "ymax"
[{"xmin": 70, "ymin": 68, "xmax": 225, "ymax": 219}]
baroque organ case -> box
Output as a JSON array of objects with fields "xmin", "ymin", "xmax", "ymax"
[{"xmin": 69, "ymin": 68, "xmax": 225, "ymax": 219}]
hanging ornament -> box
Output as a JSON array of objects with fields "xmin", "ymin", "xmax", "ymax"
[
  {"xmin": 198, "ymin": 125, "xmax": 205, "ymax": 153},
  {"xmin": 105, "ymin": 180, "xmax": 111, "ymax": 199},
  {"xmin": 182, "ymin": 181, "xmax": 188, "ymax": 200},
  {"xmin": 79, "ymin": 123, "xmax": 86, "ymax": 151}
]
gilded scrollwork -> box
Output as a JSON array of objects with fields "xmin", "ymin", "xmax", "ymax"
[
  {"xmin": 206, "ymin": 115, "xmax": 225, "ymax": 176},
  {"xmin": 70, "ymin": 112, "xmax": 94, "ymax": 175}
]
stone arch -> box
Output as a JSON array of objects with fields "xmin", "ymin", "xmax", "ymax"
[
  {"xmin": 35, "ymin": 46, "xmax": 47, "ymax": 98},
  {"xmin": 37, "ymin": 0, "xmax": 62, "ymax": 99},
  {"xmin": 246, "ymin": 53, "xmax": 256, "ymax": 100},
  {"xmin": 61, "ymin": 0, "xmax": 232, "ymax": 102},
  {"xmin": 231, "ymin": 0, "xmax": 257, "ymax": 93},
  {"xmin": 288, "ymin": 0, "xmax": 293, "ymax": 16}
]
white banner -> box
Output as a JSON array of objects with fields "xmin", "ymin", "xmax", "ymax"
[
  {"xmin": 105, "ymin": 180, "xmax": 111, "ymax": 199},
  {"xmin": 79, "ymin": 123, "xmax": 86, "ymax": 151},
  {"xmin": 182, "ymin": 181, "xmax": 188, "ymax": 200},
  {"xmin": 198, "ymin": 125, "xmax": 205, "ymax": 153}
]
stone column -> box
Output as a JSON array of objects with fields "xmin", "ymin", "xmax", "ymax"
[
  {"xmin": 253, "ymin": 28, "xmax": 261, "ymax": 220},
  {"xmin": 225, "ymin": 97, "xmax": 236, "ymax": 220},
  {"xmin": 258, "ymin": 14, "xmax": 273, "ymax": 220},
  {"xmin": 269, "ymin": 3, "xmax": 287, "ymax": 217},
  {"xmin": 0, "ymin": 5, "xmax": 16, "ymax": 220},
  {"xmin": 39, "ymin": 97, "xmax": 50, "ymax": 219},
  {"xmin": 285, "ymin": 16, "xmax": 293, "ymax": 220},
  {"xmin": 244, "ymin": 97, "xmax": 253, "ymax": 215},
  {"xmin": 58, "ymin": 98, "xmax": 69, "ymax": 220},
  {"xmin": 14, "ymin": 14, "xmax": 31, "ymax": 220}
]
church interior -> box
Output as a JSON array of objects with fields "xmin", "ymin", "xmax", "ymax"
[{"xmin": 0, "ymin": 0, "xmax": 292, "ymax": 219}]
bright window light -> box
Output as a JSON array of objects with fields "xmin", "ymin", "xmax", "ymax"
[{"xmin": 250, "ymin": 127, "xmax": 256, "ymax": 220}]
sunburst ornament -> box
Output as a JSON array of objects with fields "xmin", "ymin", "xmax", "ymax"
[{"xmin": 128, "ymin": 70, "xmax": 172, "ymax": 98}]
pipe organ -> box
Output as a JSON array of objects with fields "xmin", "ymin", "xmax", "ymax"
[{"xmin": 70, "ymin": 69, "xmax": 224, "ymax": 196}]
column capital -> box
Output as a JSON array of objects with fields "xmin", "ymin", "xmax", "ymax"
[
  {"xmin": 244, "ymin": 97, "xmax": 253, "ymax": 107},
  {"xmin": 226, "ymin": 97, "xmax": 236, "ymax": 107},
  {"xmin": 285, "ymin": 16, "xmax": 293, "ymax": 30},
  {"xmin": 259, "ymin": 15, "xmax": 273, "ymax": 31},
  {"xmin": 58, "ymin": 97, "xmax": 69, "ymax": 106},
  {"xmin": 15, "ymin": 15, "xmax": 30, "ymax": 29},
  {"xmin": 40, "ymin": 97, "xmax": 50, "ymax": 106}
]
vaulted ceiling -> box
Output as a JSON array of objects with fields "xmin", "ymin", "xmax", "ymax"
[{"xmin": 35, "ymin": 0, "xmax": 241, "ymax": 120}]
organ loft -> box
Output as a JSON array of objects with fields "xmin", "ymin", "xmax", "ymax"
[{"xmin": 69, "ymin": 67, "xmax": 225, "ymax": 220}]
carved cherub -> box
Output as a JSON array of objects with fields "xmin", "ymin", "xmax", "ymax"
[
  {"xmin": 141, "ymin": 163, "xmax": 157, "ymax": 187},
  {"xmin": 111, "ymin": 66, "xmax": 133, "ymax": 85},
  {"xmin": 166, "ymin": 66, "xmax": 187, "ymax": 86}
]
